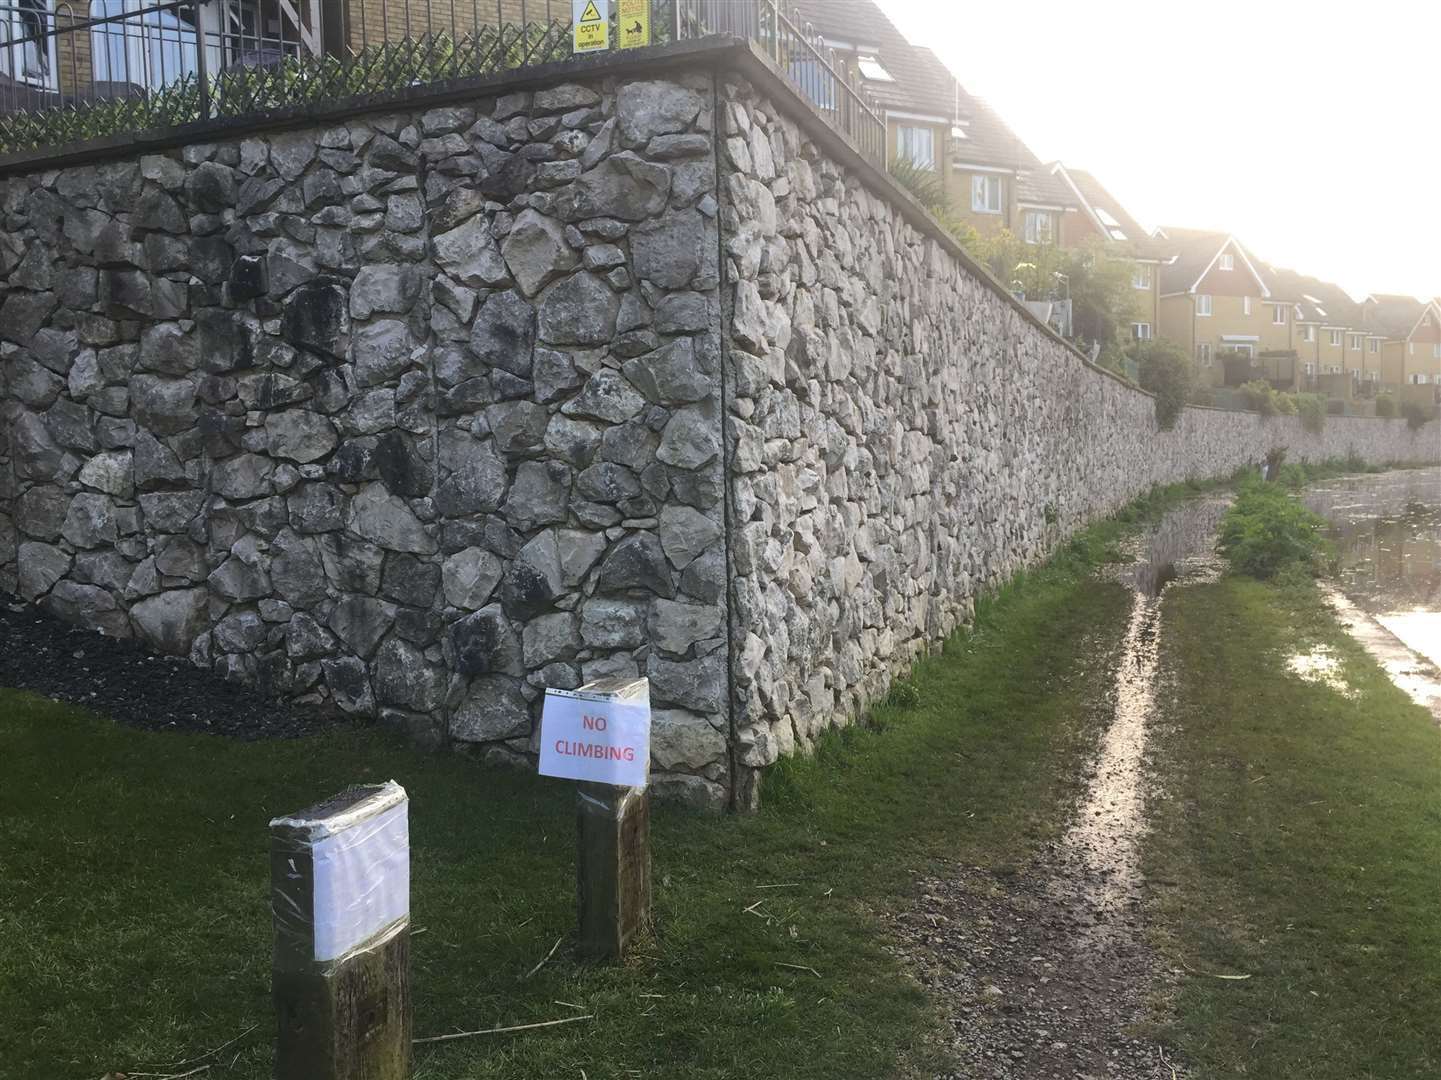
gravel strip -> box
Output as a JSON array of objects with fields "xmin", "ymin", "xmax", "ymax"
[{"xmin": 0, "ymin": 593, "xmax": 349, "ymax": 740}]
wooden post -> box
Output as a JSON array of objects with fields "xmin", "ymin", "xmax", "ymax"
[
  {"xmin": 270, "ymin": 782, "xmax": 412, "ymax": 1080},
  {"xmin": 576, "ymin": 781, "xmax": 651, "ymax": 960}
]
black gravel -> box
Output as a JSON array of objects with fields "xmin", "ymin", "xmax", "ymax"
[{"xmin": 0, "ymin": 592, "xmax": 351, "ymax": 740}]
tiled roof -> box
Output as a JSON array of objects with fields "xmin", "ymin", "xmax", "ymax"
[
  {"xmin": 1262, "ymin": 266, "xmax": 1361, "ymax": 326},
  {"xmin": 1156, "ymin": 228, "xmax": 1231, "ymax": 295},
  {"xmin": 1050, "ymin": 164, "xmax": 1166, "ymax": 257},
  {"xmin": 1364, "ymin": 294, "xmax": 1431, "ymax": 339}
]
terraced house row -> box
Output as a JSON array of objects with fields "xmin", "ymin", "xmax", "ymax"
[{"xmin": 792, "ymin": 0, "xmax": 1439, "ymax": 413}]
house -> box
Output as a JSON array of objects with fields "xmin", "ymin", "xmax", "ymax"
[
  {"xmin": 790, "ymin": 0, "xmax": 1077, "ymax": 240},
  {"xmin": 1363, "ymin": 295, "xmax": 1441, "ymax": 406},
  {"xmin": 1263, "ymin": 268, "xmax": 1382, "ymax": 400},
  {"xmin": 1155, "ymin": 228, "xmax": 1297, "ymax": 389},
  {"xmin": 1049, "ymin": 163, "xmax": 1166, "ymax": 343}
]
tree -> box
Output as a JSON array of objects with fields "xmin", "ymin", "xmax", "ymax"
[{"xmin": 1130, "ymin": 338, "xmax": 1194, "ymax": 430}]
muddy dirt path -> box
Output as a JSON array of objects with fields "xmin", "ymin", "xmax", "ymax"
[{"xmin": 894, "ymin": 498, "xmax": 1229, "ymax": 1080}]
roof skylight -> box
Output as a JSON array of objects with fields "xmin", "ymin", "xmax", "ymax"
[{"xmin": 857, "ymin": 55, "xmax": 894, "ymax": 82}]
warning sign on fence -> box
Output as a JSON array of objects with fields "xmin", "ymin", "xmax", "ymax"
[
  {"xmin": 573, "ymin": 0, "xmax": 609, "ymax": 53},
  {"xmin": 618, "ymin": 0, "xmax": 649, "ymax": 48}
]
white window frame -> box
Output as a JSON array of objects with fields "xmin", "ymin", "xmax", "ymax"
[
  {"xmin": 971, "ymin": 174, "xmax": 1003, "ymax": 214},
  {"xmin": 1023, "ymin": 210, "xmax": 1053, "ymax": 245},
  {"xmin": 1328, "ymin": 329, "xmax": 1342, "ymax": 346},
  {"xmin": 896, "ymin": 124, "xmax": 936, "ymax": 171},
  {"xmin": 1302, "ymin": 325, "xmax": 1315, "ymax": 342},
  {"xmin": 1132, "ymin": 322, "xmax": 1152, "ymax": 341},
  {"xmin": 1303, "ymin": 361, "xmax": 1316, "ymax": 375},
  {"xmin": 1434, "ymin": 343, "xmax": 1441, "ymax": 359},
  {"xmin": 1196, "ymin": 294, "xmax": 1213, "ymax": 316},
  {"xmin": 1218, "ymin": 253, "xmax": 1235, "ymax": 271},
  {"xmin": 1131, "ymin": 264, "xmax": 1152, "ymax": 290},
  {"xmin": 1271, "ymin": 304, "xmax": 1287, "ymax": 325},
  {"xmin": 1369, "ymin": 338, "xmax": 1378, "ymax": 353},
  {"xmin": 3, "ymin": 0, "xmax": 59, "ymax": 89},
  {"xmin": 1243, "ymin": 296, "xmax": 1253, "ymax": 316},
  {"xmin": 1349, "ymin": 334, "xmax": 1363, "ymax": 350},
  {"xmin": 1197, "ymin": 342, "xmax": 1212, "ymax": 365}
]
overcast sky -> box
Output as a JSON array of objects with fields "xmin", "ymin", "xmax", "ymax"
[{"xmin": 880, "ymin": 0, "xmax": 1439, "ymax": 301}]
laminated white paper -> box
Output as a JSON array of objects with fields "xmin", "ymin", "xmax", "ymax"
[
  {"xmin": 309, "ymin": 800, "xmax": 410, "ymax": 962},
  {"xmin": 539, "ymin": 680, "xmax": 651, "ymax": 788}
]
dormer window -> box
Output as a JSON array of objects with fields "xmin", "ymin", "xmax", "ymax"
[
  {"xmin": 1218, "ymin": 253, "xmax": 1235, "ymax": 271},
  {"xmin": 857, "ymin": 55, "xmax": 894, "ymax": 82}
]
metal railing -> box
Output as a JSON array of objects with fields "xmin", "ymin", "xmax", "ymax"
[
  {"xmin": 675, "ymin": 0, "xmax": 885, "ymax": 165},
  {"xmin": 0, "ymin": 0, "xmax": 886, "ymax": 164}
]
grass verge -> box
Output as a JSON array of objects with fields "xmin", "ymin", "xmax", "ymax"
[
  {"xmin": 0, "ymin": 505, "xmax": 1161, "ymax": 1079},
  {"xmin": 1148, "ymin": 577, "xmax": 1441, "ymax": 1079}
]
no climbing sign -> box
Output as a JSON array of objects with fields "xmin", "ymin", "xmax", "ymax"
[{"xmin": 572, "ymin": 0, "xmax": 609, "ymax": 53}]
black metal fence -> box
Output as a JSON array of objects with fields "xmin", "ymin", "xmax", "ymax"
[{"xmin": 0, "ymin": 0, "xmax": 885, "ymax": 165}]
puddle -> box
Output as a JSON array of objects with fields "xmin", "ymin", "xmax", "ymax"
[
  {"xmin": 1286, "ymin": 645, "xmax": 1357, "ymax": 698},
  {"xmin": 1322, "ymin": 586, "xmax": 1441, "ymax": 723},
  {"xmin": 1060, "ymin": 497, "xmax": 1230, "ymax": 925},
  {"xmin": 1303, "ymin": 469, "xmax": 1441, "ymax": 723}
]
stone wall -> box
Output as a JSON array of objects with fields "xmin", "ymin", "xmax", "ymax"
[
  {"xmin": 714, "ymin": 73, "xmax": 1440, "ymax": 804},
  {"xmin": 0, "ymin": 70, "xmax": 737, "ymax": 810},
  {"xmin": 1, "ymin": 47, "xmax": 1436, "ymax": 812}
]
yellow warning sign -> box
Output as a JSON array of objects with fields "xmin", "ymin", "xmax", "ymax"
[
  {"xmin": 618, "ymin": 0, "xmax": 649, "ymax": 48},
  {"xmin": 573, "ymin": 0, "xmax": 608, "ymax": 53}
]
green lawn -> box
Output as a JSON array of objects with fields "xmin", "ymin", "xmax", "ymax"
[
  {"xmin": 0, "ymin": 542, "xmax": 1135, "ymax": 1079},
  {"xmin": 1149, "ymin": 577, "xmax": 1441, "ymax": 1079}
]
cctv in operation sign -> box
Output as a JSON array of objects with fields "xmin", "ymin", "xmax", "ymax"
[{"xmin": 572, "ymin": 0, "xmax": 609, "ymax": 52}]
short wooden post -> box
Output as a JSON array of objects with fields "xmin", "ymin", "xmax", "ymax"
[
  {"xmin": 576, "ymin": 781, "xmax": 652, "ymax": 960},
  {"xmin": 539, "ymin": 676, "xmax": 654, "ymax": 963},
  {"xmin": 270, "ymin": 782, "xmax": 412, "ymax": 1080}
]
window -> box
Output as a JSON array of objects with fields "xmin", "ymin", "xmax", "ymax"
[
  {"xmin": 91, "ymin": 0, "xmax": 204, "ymax": 92},
  {"xmin": 1434, "ymin": 343, "xmax": 1441, "ymax": 359},
  {"xmin": 1023, "ymin": 211, "xmax": 1054, "ymax": 245},
  {"xmin": 1328, "ymin": 329, "xmax": 1342, "ymax": 346},
  {"xmin": 1218, "ymin": 253, "xmax": 1235, "ymax": 270},
  {"xmin": 3, "ymin": 0, "xmax": 57, "ymax": 88},
  {"xmin": 1243, "ymin": 297, "xmax": 1253, "ymax": 316},
  {"xmin": 1132, "ymin": 322, "xmax": 1152, "ymax": 341},
  {"xmin": 1196, "ymin": 294, "xmax": 1213, "ymax": 316},
  {"xmin": 971, "ymin": 174, "xmax": 1003, "ymax": 214},
  {"xmin": 1303, "ymin": 361, "xmax": 1316, "ymax": 375},
  {"xmin": 1132, "ymin": 264, "xmax": 1152, "ymax": 290},
  {"xmin": 1369, "ymin": 338, "xmax": 1378, "ymax": 353},
  {"xmin": 1271, "ymin": 305, "xmax": 1287, "ymax": 325},
  {"xmin": 1326, "ymin": 364, "xmax": 1342, "ymax": 375},
  {"xmin": 1349, "ymin": 334, "xmax": 1364, "ymax": 350},
  {"xmin": 1197, "ymin": 343, "xmax": 1212, "ymax": 365},
  {"xmin": 1413, "ymin": 374, "xmax": 1432, "ymax": 385},
  {"xmin": 1229, "ymin": 343, "xmax": 1256, "ymax": 359},
  {"xmin": 1302, "ymin": 325, "xmax": 1315, "ymax": 342},
  {"xmin": 856, "ymin": 55, "xmax": 894, "ymax": 82},
  {"xmin": 896, "ymin": 125, "xmax": 935, "ymax": 170}
]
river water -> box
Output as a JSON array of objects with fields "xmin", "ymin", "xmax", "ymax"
[{"xmin": 1303, "ymin": 467, "xmax": 1441, "ymax": 718}]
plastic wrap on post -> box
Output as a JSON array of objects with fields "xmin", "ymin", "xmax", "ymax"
[{"xmin": 270, "ymin": 781, "xmax": 410, "ymax": 968}]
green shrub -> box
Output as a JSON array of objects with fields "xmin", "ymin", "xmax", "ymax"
[
  {"xmin": 1218, "ymin": 477, "xmax": 1331, "ymax": 579},
  {"xmin": 886, "ymin": 678, "xmax": 921, "ymax": 709},
  {"xmin": 1296, "ymin": 393, "xmax": 1327, "ymax": 433},
  {"xmin": 1275, "ymin": 392, "xmax": 1299, "ymax": 416},
  {"xmin": 1375, "ymin": 394, "xmax": 1397, "ymax": 418},
  {"xmin": 1240, "ymin": 380, "xmax": 1278, "ymax": 416},
  {"xmin": 1403, "ymin": 401, "xmax": 1434, "ymax": 430},
  {"xmin": 1131, "ymin": 338, "xmax": 1194, "ymax": 430}
]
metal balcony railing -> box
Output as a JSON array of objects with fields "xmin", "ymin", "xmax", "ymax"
[{"xmin": 0, "ymin": 0, "xmax": 886, "ymax": 168}]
